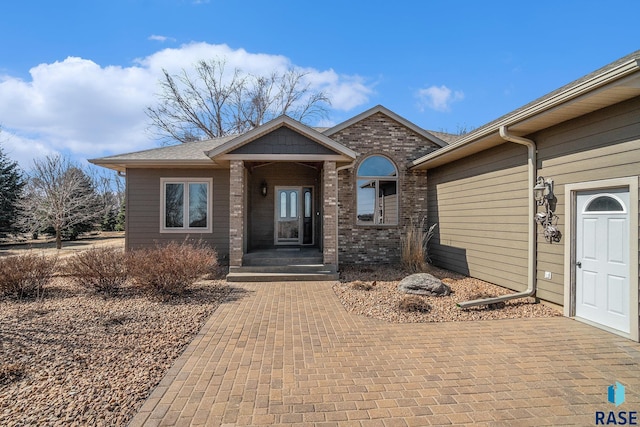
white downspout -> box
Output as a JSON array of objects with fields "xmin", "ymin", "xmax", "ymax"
[{"xmin": 457, "ymin": 126, "xmax": 537, "ymax": 308}]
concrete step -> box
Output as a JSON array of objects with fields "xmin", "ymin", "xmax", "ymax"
[
  {"xmin": 226, "ymin": 271, "xmax": 339, "ymax": 282},
  {"xmin": 227, "ymin": 264, "xmax": 338, "ymax": 282},
  {"xmin": 230, "ymin": 265, "xmax": 335, "ymax": 273},
  {"xmin": 242, "ymin": 256, "xmax": 323, "ymax": 267}
]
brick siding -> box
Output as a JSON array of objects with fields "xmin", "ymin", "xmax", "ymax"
[
  {"xmin": 322, "ymin": 161, "xmax": 337, "ymax": 265},
  {"xmin": 330, "ymin": 112, "xmax": 439, "ymax": 264},
  {"xmin": 229, "ymin": 160, "xmax": 244, "ymax": 266}
]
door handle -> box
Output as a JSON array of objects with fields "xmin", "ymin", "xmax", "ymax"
[{"xmin": 576, "ymin": 261, "xmax": 582, "ymax": 268}]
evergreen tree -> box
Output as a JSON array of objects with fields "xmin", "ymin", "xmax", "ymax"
[
  {"xmin": 101, "ymin": 207, "xmax": 117, "ymax": 231},
  {"xmin": 115, "ymin": 200, "xmax": 125, "ymax": 232},
  {"xmin": 0, "ymin": 143, "xmax": 25, "ymax": 234}
]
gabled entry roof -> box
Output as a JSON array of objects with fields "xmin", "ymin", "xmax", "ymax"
[
  {"xmin": 324, "ymin": 104, "xmax": 448, "ymax": 148},
  {"xmin": 205, "ymin": 115, "xmax": 357, "ymax": 162}
]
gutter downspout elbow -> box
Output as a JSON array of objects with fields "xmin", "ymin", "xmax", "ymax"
[{"xmin": 457, "ymin": 126, "xmax": 537, "ymax": 309}]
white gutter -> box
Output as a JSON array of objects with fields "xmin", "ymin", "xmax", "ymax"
[{"xmin": 457, "ymin": 126, "xmax": 537, "ymax": 308}]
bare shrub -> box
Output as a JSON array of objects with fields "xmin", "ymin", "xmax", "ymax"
[
  {"xmin": 0, "ymin": 253, "xmax": 57, "ymax": 299},
  {"xmin": 468, "ymin": 293, "xmax": 506, "ymax": 310},
  {"xmin": 398, "ymin": 295, "xmax": 431, "ymax": 313},
  {"xmin": 103, "ymin": 313, "xmax": 130, "ymax": 327},
  {"xmin": 127, "ymin": 240, "xmax": 217, "ymax": 297},
  {"xmin": 351, "ymin": 280, "xmax": 376, "ymax": 291},
  {"xmin": 401, "ymin": 218, "xmax": 437, "ymax": 273},
  {"xmin": 0, "ymin": 363, "xmax": 26, "ymax": 386},
  {"xmin": 64, "ymin": 247, "xmax": 127, "ymax": 295}
]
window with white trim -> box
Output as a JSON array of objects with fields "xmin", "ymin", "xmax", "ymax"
[
  {"xmin": 161, "ymin": 178, "xmax": 212, "ymax": 232},
  {"xmin": 356, "ymin": 155, "xmax": 398, "ymax": 225}
]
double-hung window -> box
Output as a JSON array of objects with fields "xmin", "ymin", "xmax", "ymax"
[
  {"xmin": 356, "ymin": 155, "xmax": 398, "ymax": 225},
  {"xmin": 161, "ymin": 178, "xmax": 212, "ymax": 233}
]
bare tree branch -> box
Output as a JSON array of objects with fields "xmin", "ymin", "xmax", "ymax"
[
  {"xmin": 146, "ymin": 58, "xmax": 331, "ymax": 144},
  {"xmin": 19, "ymin": 155, "xmax": 103, "ymax": 249}
]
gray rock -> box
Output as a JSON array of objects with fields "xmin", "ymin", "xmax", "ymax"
[{"xmin": 397, "ymin": 273, "xmax": 451, "ymax": 296}]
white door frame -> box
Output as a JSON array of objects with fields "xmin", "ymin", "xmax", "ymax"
[{"xmin": 564, "ymin": 176, "xmax": 639, "ymax": 341}]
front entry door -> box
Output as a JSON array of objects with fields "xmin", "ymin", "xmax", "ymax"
[
  {"xmin": 275, "ymin": 187, "xmax": 314, "ymax": 245},
  {"xmin": 276, "ymin": 188, "xmax": 300, "ymax": 244},
  {"xmin": 575, "ymin": 189, "xmax": 630, "ymax": 333}
]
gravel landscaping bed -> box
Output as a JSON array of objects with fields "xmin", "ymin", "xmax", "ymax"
[
  {"xmin": 0, "ymin": 277, "xmax": 231, "ymax": 426},
  {"xmin": 334, "ymin": 264, "xmax": 561, "ymax": 323}
]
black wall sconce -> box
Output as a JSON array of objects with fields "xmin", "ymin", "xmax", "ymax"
[{"xmin": 260, "ymin": 180, "xmax": 268, "ymax": 197}]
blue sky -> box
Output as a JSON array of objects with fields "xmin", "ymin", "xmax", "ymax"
[{"xmin": 0, "ymin": 0, "xmax": 638, "ymax": 169}]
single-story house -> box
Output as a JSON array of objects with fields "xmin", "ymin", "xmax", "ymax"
[{"xmin": 91, "ymin": 50, "xmax": 640, "ymax": 341}]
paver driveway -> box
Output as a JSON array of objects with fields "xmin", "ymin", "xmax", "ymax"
[{"xmin": 130, "ymin": 281, "xmax": 640, "ymax": 426}]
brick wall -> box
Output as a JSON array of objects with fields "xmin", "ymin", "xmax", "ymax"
[
  {"xmin": 330, "ymin": 112, "xmax": 438, "ymax": 264},
  {"xmin": 322, "ymin": 161, "xmax": 337, "ymax": 265},
  {"xmin": 229, "ymin": 160, "xmax": 244, "ymax": 266}
]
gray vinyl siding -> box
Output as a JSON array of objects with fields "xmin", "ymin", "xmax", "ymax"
[
  {"xmin": 533, "ymin": 95, "xmax": 640, "ymax": 305},
  {"xmin": 230, "ymin": 127, "xmax": 336, "ymax": 155},
  {"xmin": 427, "ymin": 143, "xmax": 530, "ymax": 292},
  {"xmin": 125, "ymin": 168, "xmax": 230, "ymax": 258}
]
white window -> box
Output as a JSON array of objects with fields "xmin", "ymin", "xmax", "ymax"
[
  {"xmin": 356, "ymin": 155, "xmax": 398, "ymax": 225},
  {"xmin": 161, "ymin": 178, "xmax": 212, "ymax": 233}
]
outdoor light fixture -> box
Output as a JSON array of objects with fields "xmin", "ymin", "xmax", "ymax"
[
  {"xmin": 533, "ymin": 176, "xmax": 554, "ymax": 206},
  {"xmin": 533, "ymin": 176, "xmax": 561, "ymax": 243},
  {"xmin": 260, "ymin": 180, "xmax": 268, "ymax": 197}
]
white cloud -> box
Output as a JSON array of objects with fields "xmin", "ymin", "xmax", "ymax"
[
  {"xmin": 0, "ymin": 43, "xmax": 373, "ymax": 168},
  {"xmin": 0, "ymin": 131, "xmax": 59, "ymax": 169},
  {"xmin": 148, "ymin": 35, "xmax": 176, "ymax": 43},
  {"xmin": 416, "ymin": 85, "xmax": 464, "ymax": 112}
]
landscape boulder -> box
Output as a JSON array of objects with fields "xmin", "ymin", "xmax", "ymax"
[{"xmin": 397, "ymin": 273, "xmax": 451, "ymax": 297}]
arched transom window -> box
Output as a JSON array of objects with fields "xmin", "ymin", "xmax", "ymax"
[
  {"xmin": 356, "ymin": 155, "xmax": 398, "ymax": 225},
  {"xmin": 583, "ymin": 194, "xmax": 626, "ymax": 213}
]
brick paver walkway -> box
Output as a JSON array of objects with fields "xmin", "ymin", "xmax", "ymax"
[{"xmin": 130, "ymin": 282, "xmax": 640, "ymax": 426}]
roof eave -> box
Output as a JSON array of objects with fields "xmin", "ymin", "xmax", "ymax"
[
  {"xmin": 88, "ymin": 158, "xmax": 219, "ymax": 172},
  {"xmin": 411, "ymin": 55, "xmax": 640, "ymax": 170}
]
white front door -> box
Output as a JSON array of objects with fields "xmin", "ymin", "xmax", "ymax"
[{"xmin": 575, "ymin": 189, "xmax": 630, "ymax": 333}]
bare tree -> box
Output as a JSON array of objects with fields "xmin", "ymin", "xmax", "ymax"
[
  {"xmin": 146, "ymin": 59, "xmax": 331, "ymax": 144},
  {"xmin": 19, "ymin": 155, "xmax": 102, "ymax": 249},
  {"xmin": 87, "ymin": 165, "xmax": 125, "ymax": 231}
]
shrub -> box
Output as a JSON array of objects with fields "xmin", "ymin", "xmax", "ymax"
[
  {"xmin": 351, "ymin": 280, "xmax": 376, "ymax": 291},
  {"xmin": 0, "ymin": 253, "xmax": 57, "ymax": 299},
  {"xmin": 398, "ymin": 295, "xmax": 431, "ymax": 313},
  {"xmin": 64, "ymin": 247, "xmax": 127, "ymax": 295},
  {"xmin": 401, "ymin": 218, "xmax": 437, "ymax": 273},
  {"xmin": 127, "ymin": 240, "xmax": 217, "ymax": 297},
  {"xmin": 0, "ymin": 363, "xmax": 26, "ymax": 386}
]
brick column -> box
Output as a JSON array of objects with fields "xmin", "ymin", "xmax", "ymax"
[
  {"xmin": 229, "ymin": 160, "xmax": 245, "ymax": 267},
  {"xmin": 323, "ymin": 161, "xmax": 337, "ymax": 266}
]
